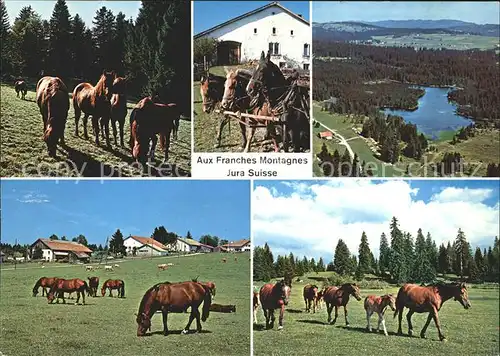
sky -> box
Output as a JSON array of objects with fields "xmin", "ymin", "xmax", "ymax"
[
  {"xmin": 194, "ymin": 1, "xmax": 310, "ymax": 34},
  {"xmin": 253, "ymin": 179, "xmax": 500, "ymax": 263},
  {"xmin": 4, "ymin": 1, "xmax": 141, "ymax": 27},
  {"xmin": 313, "ymin": 1, "xmax": 500, "ymax": 25},
  {"xmin": 1, "ymin": 180, "xmax": 250, "ymax": 246}
]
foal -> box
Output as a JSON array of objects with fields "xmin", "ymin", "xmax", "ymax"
[{"xmin": 364, "ymin": 294, "xmax": 396, "ymax": 336}]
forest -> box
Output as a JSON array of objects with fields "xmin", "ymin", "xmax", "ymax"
[
  {"xmin": 317, "ymin": 144, "xmax": 374, "ymax": 177},
  {"xmin": 253, "ymin": 217, "xmax": 500, "ymax": 285},
  {"xmin": 0, "ymin": 0, "xmax": 190, "ymax": 113},
  {"xmin": 313, "ymin": 41, "xmax": 500, "ymax": 125}
]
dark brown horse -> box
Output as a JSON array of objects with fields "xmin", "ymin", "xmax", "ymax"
[
  {"xmin": 33, "ymin": 277, "xmax": 59, "ymax": 297},
  {"xmin": 151, "ymin": 94, "xmax": 180, "ymax": 141},
  {"xmin": 109, "ymin": 76, "xmax": 128, "ymax": 146},
  {"xmin": 15, "ymin": 80, "xmax": 27, "ymax": 99},
  {"xmin": 303, "ymin": 284, "xmax": 319, "ymax": 313},
  {"xmin": 36, "ymin": 76, "xmax": 70, "ymax": 157},
  {"xmin": 47, "ymin": 278, "xmax": 89, "ymax": 305},
  {"xmin": 73, "ymin": 70, "xmax": 116, "ymax": 146},
  {"xmin": 394, "ymin": 282, "xmax": 471, "ymax": 341},
  {"xmin": 129, "ymin": 97, "xmax": 179, "ymax": 164},
  {"xmin": 259, "ymin": 279, "xmax": 291, "ymax": 330},
  {"xmin": 135, "ymin": 281, "xmax": 212, "ymax": 336},
  {"xmin": 323, "ymin": 283, "xmax": 362, "ymax": 326},
  {"xmin": 87, "ymin": 276, "xmax": 99, "ymax": 297},
  {"xmin": 101, "ymin": 279, "xmax": 125, "ymax": 297}
]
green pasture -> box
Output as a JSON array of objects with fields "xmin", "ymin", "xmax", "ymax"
[
  {"xmin": 253, "ymin": 273, "xmax": 500, "ymax": 356},
  {"xmin": 0, "ymin": 252, "xmax": 250, "ymax": 356},
  {"xmin": 0, "ymin": 83, "xmax": 191, "ymax": 177},
  {"xmin": 371, "ymin": 34, "xmax": 499, "ymax": 51}
]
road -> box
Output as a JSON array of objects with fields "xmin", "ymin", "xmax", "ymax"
[{"xmin": 316, "ymin": 121, "xmax": 355, "ymax": 159}]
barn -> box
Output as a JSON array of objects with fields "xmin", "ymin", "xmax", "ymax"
[
  {"xmin": 194, "ymin": 1, "xmax": 310, "ymax": 69},
  {"xmin": 136, "ymin": 244, "xmax": 168, "ymax": 257},
  {"xmin": 123, "ymin": 236, "xmax": 168, "ymax": 256},
  {"xmin": 221, "ymin": 239, "xmax": 251, "ymax": 252},
  {"xmin": 30, "ymin": 238, "xmax": 92, "ymax": 263}
]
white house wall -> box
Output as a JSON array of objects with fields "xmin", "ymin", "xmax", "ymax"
[{"xmin": 198, "ymin": 6, "xmax": 310, "ymax": 67}]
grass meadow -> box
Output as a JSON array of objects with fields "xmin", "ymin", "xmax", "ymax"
[
  {"xmin": 0, "ymin": 252, "xmax": 250, "ymax": 356},
  {"xmin": 0, "ymin": 83, "xmax": 191, "ymax": 177},
  {"xmin": 253, "ymin": 273, "xmax": 499, "ymax": 356}
]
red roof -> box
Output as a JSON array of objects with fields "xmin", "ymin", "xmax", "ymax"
[
  {"xmin": 34, "ymin": 239, "xmax": 93, "ymax": 253},
  {"xmin": 199, "ymin": 243, "xmax": 214, "ymax": 250},
  {"xmin": 128, "ymin": 236, "xmax": 167, "ymax": 250},
  {"xmin": 221, "ymin": 239, "xmax": 250, "ymax": 248},
  {"xmin": 319, "ymin": 131, "xmax": 333, "ymax": 138}
]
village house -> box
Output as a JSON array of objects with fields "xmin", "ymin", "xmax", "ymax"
[
  {"xmin": 220, "ymin": 239, "xmax": 251, "ymax": 252},
  {"xmin": 318, "ymin": 131, "xmax": 333, "ymax": 140},
  {"xmin": 30, "ymin": 238, "xmax": 92, "ymax": 263},
  {"xmin": 123, "ymin": 236, "xmax": 169, "ymax": 256},
  {"xmin": 195, "ymin": 1, "xmax": 310, "ymax": 70}
]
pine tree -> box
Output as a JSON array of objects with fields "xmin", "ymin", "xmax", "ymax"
[
  {"xmin": 263, "ymin": 243, "xmax": 275, "ymax": 279},
  {"xmin": 109, "ymin": 229, "xmax": 125, "ymax": 255},
  {"xmin": 317, "ymin": 257, "xmax": 325, "ymax": 272},
  {"xmin": 426, "ymin": 233, "xmax": 438, "ymax": 271},
  {"xmin": 70, "ymin": 14, "xmax": 93, "ymax": 79},
  {"xmin": 48, "ymin": 0, "xmax": 72, "ymax": 78},
  {"xmin": 112, "ymin": 12, "xmax": 128, "ymax": 74},
  {"xmin": 333, "ymin": 239, "xmax": 352, "ymax": 275},
  {"xmin": 275, "ymin": 255, "xmax": 286, "ymax": 277},
  {"xmin": 310, "ymin": 258, "xmax": 316, "ymax": 273},
  {"xmin": 389, "ymin": 217, "xmax": 409, "ymax": 283},
  {"xmin": 92, "ymin": 6, "xmax": 116, "ymax": 71},
  {"xmin": 454, "ymin": 228, "xmax": 469, "ymax": 279},
  {"xmin": 332, "ymin": 149, "xmax": 341, "ymax": 177},
  {"xmin": 340, "ymin": 149, "xmax": 351, "ymax": 176},
  {"xmin": 351, "ymin": 153, "xmax": 359, "ymax": 177},
  {"xmin": 403, "ymin": 232, "xmax": 415, "ymax": 272},
  {"xmin": 413, "ymin": 228, "xmax": 435, "ymax": 283},
  {"xmin": 468, "ymin": 258, "xmax": 480, "ymax": 282},
  {"xmin": 379, "ymin": 232, "xmax": 390, "ymax": 275},
  {"xmin": 474, "ymin": 247, "xmax": 486, "ymax": 280},
  {"xmin": 358, "ymin": 231, "xmax": 372, "ymax": 274},
  {"xmin": 0, "ymin": 0, "xmax": 11, "ymax": 74},
  {"xmin": 438, "ymin": 244, "xmax": 449, "ymax": 275},
  {"xmin": 288, "ymin": 252, "xmax": 296, "ymax": 276},
  {"xmin": 72, "ymin": 234, "xmax": 88, "ymax": 246}
]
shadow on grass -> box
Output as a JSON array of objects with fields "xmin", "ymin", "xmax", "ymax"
[
  {"xmin": 253, "ymin": 324, "xmax": 267, "ymax": 331},
  {"xmin": 286, "ymin": 309, "xmax": 303, "ymax": 314},
  {"xmin": 340, "ymin": 325, "xmax": 415, "ymax": 338},
  {"xmin": 297, "ymin": 319, "xmax": 327, "ymax": 325},
  {"xmin": 148, "ymin": 329, "xmax": 212, "ymax": 336}
]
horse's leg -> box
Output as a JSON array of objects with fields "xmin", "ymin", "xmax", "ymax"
[
  {"xmin": 182, "ymin": 309, "xmax": 196, "ymax": 334},
  {"xmin": 304, "ymin": 297, "xmax": 308, "ymax": 312},
  {"xmin": 92, "ymin": 116, "xmax": 100, "ymax": 145},
  {"xmin": 243, "ymin": 126, "xmax": 256, "ymax": 153},
  {"xmin": 277, "ymin": 305, "xmax": 285, "ymax": 330},
  {"xmin": 162, "ymin": 309, "xmax": 169, "ymax": 336},
  {"xmin": 406, "ymin": 310, "xmax": 415, "ymax": 336},
  {"xmin": 119, "ymin": 118, "xmax": 125, "ymax": 147},
  {"xmin": 214, "ymin": 116, "xmax": 229, "ymax": 148},
  {"xmin": 344, "ymin": 305, "xmax": 350, "ymax": 326},
  {"xmin": 149, "ymin": 135, "xmax": 157, "ymax": 161},
  {"xmin": 239, "ymin": 120, "xmax": 247, "ymax": 150},
  {"xmin": 75, "ymin": 291, "xmax": 80, "ymax": 305},
  {"xmin": 380, "ymin": 314, "xmax": 388, "ymax": 336},
  {"xmin": 326, "ymin": 303, "xmax": 333, "ymax": 324},
  {"xmin": 313, "ymin": 299, "xmax": 316, "ymax": 314},
  {"xmin": 194, "ymin": 308, "xmax": 202, "ymax": 332},
  {"xmin": 162, "ymin": 129, "xmax": 171, "ymax": 163},
  {"xmin": 431, "ymin": 308, "xmax": 446, "ymax": 341},
  {"xmin": 253, "ymin": 307, "xmax": 258, "ymax": 324},
  {"xmin": 420, "ymin": 312, "xmax": 433, "ymax": 339},
  {"xmin": 263, "ymin": 308, "xmax": 269, "ymax": 329},
  {"xmin": 366, "ymin": 311, "xmax": 372, "ymax": 331},
  {"xmin": 332, "ymin": 306, "xmax": 339, "ymax": 325},
  {"xmin": 111, "ymin": 118, "xmax": 118, "ymax": 145},
  {"xmin": 269, "ymin": 309, "xmax": 275, "ymax": 329},
  {"xmin": 103, "ymin": 116, "xmax": 111, "ymax": 146}
]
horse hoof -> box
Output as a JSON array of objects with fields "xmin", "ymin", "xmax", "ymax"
[
  {"xmin": 277, "ymin": 326, "xmax": 283, "ymax": 331},
  {"xmin": 181, "ymin": 329, "xmax": 188, "ymax": 335},
  {"xmin": 408, "ymin": 330, "xmax": 413, "ymax": 337},
  {"xmin": 441, "ymin": 338, "xmax": 447, "ymax": 342},
  {"xmin": 420, "ymin": 334, "xmax": 426, "ymax": 339}
]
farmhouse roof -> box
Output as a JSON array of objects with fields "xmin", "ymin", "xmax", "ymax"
[
  {"xmin": 33, "ymin": 238, "xmax": 93, "ymax": 253},
  {"xmin": 178, "ymin": 238, "xmax": 202, "ymax": 247},
  {"xmin": 194, "ymin": 1, "xmax": 309, "ymax": 39},
  {"xmin": 126, "ymin": 236, "xmax": 168, "ymax": 251},
  {"xmin": 137, "ymin": 243, "xmax": 166, "ymax": 252},
  {"xmin": 319, "ymin": 131, "xmax": 333, "ymax": 138},
  {"xmin": 221, "ymin": 239, "xmax": 251, "ymax": 248},
  {"xmin": 199, "ymin": 243, "xmax": 214, "ymax": 250}
]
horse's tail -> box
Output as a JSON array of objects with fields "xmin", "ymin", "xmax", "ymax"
[
  {"xmin": 129, "ymin": 108, "xmax": 137, "ymax": 149},
  {"xmin": 120, "ymin": 280, "xmax": 125, "ymax": 298},
  {"xmin": 393, "ymin": 287, "xmax": 404, "ymax": 319},
  {"xmin": 201, "ymin": 285, "xmax": 212, "ymax": 322},
  {"xmin": 33, "ymin": 278, "xmax": 42, "ymax": 295},
  {"xmin": 82, "ymin": 281, "xmax": 90, "ymax": 295}
]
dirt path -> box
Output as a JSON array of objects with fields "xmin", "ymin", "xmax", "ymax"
[{"xmin": 316, "ymin": 121, "xmax": 355, "ymax": 159}]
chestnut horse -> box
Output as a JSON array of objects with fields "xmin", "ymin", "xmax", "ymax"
[
  {"xmin": 323, "ymin": 283, "xmax": 362, "ymax": 326},
  {"xmin": 87, "ymin": 276, "xmax": 99, "ymax": 297},
  {"xmin": 109, "ymin": 76, "xmax": 128, "ymax": 146},
  {"xmin": 394, "ymin": 282, "xmax": 471, "ymax": 341},
  {"xmin": 200, "ymin": 73, "xmax": 225, "ymax": 114},
  {"xmin": 303, "ymin": 284, "xmax": 319, "ymax": 313},
  {"xmin": 253, "ymin": 291, "xmax": 260, "ymax": 324},
  {"xmin": 129, "ymin": 97, "xmax": 179, "ymax": 164},
  {"xmin": 36, "ymin": 76, "xmax": 70, "ymax": 157},
  {"xmin": 33, "ymin": 277, "xmax": 59, "ymax": 297},
  {"xmin": 135, "ymin": 281, "xmax": 212, "ymax": 336},
  {"xmin": 315, "ymin": 288, "xmax": 325, "ymax": 310},
  {"xmin": 152, "ymin": 93, "xmax": 180, "ymax": 141},
  {"xmin": 197, "ymin": 281, "xmax": 216, "ymax": 298},
  {"xmin": 364, "ymin": 294, "xmax": 396, "ymax": 336},
  {"xmin": 259, "ymin": 279, "xmax": 291, "ymax": 330},
  {"xmin": 73, "ymin": 70, "xmax": 116, "ymax": 146},
  {"xmin": 15, "ymin": 80, "xmax": 27, "ymax": 99},
  {"xmin": 101, "ymin": 279, "xmax": 125, "ymax": 297},
  {"xmin": 47, "ymin": 278, "xmax": 89, "ymax": 305}
]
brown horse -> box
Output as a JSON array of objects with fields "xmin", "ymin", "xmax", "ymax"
[
  {"xmin": 36, "ymin": 76, "xmax": 70, "ymax": 157},
  {"xmin": 135, "ymin": 281, "xmax": 212, "ymax": 336},
  {"xmin": 33, "ymin": 277, "xmax": 59, "ymax": 297},
  {"xmin": 394, "ymin": 282, "xmax": 471, "ymax": 341},
  {"xmin": 101, "ymin": 279, "xmax": 125, "ymax": 297},
  {"xmin": 259, "ymin": 279, "xmax": 291, "ymax": 330},
  {"xmin": 315, "ymin": 288, "xmax": 325, "ymax": 310},
  {"xmin": 151, "ymin": 93, "xmax": 180, "ymax": 141},
  {"xmin": 109, "ymin": 76, "xmax": 128, "ymax": 146},
  {"xmin": 253, "ymin": 291, "xmax": 260, "ymax": 324},
  {"xmin": 129, "ymin": 97, "xmax": 179, "ymax": 164},
  {"xmin": 87, "ymin": 276, "xmax": 99, "ymax": 297},
  {"xmin": 303, "ymin": 284, "xmax": 319, "ymax": 313},
  {"xmin": 15, "ymin": 80, "xmax": 27, "ymax": 99},
  {"xmin": 364, "ymin": 294, "xmax": 396, "ymax": 336},
  {"xmin": 47, "ymin": 278, "xmax": 89, "ymax": 305},
  {"xmin": 198, "ymin": 281, "xmax": 216, "ymax": 298},
  {"xmin": 323, "ymin": 283, "xmax": 362, "ymax": 326},
  {"xmin": 73, "ymin": 70, "xmax": 116, "ymax": 146}
]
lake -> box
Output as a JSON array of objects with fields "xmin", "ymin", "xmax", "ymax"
[{"xmin": 382, "ymin": 87, "xmax": 473, "ymax": 140}]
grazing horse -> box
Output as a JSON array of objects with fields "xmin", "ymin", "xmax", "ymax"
[
  {"xmin": 73, "ymin": 70, "xmax": 116, "ymax": 146},
  {"xmin": 15, "ymin": 80, "xmax": 27, "ymax": 99},
  {"xmin": 87, "ymin": 276, "xmax": 99, "ymax": 297},
  {"xmin": 158, "ymin": 263, "xmax": 168, "ymax": 271},
  {"xmin": 33, "ymin": 277, "xmax": 59, "ymax": 297},
  {"xmin": 85, "ymin": 265, "xmax": 94, "ymax": 271},
  {"xmin": 197, "ymin": 281, "xmax": 216, "ymax": 298},
  {"xmin": 253, "ymin": 291, "xmax": 260, "ymax": 324},
  {"xmin": 47, "ymin": 278, "xmax": 89, "ymax": 305},
  {"xmin": 259, "ymin": 280, "xmax": 291, "ymax": 330},
  {"xmin": 303, "ymin": 284, "xmax": 319, "ymax": 313},
  {"xmin": 323, "ymin": 283, "xmax": 362, "ymax": 326},
  {"xmin": 110, "ymin": 76, "xmax": 128, "ymax": 146},
  {"xmin": 394, "ymin": 282, "xmax": 471, "ymax": 341},
  {"xmin": 101, "ymin": 279, "xmax": 125, "ymax": 298},
  {"xmin": 36, "ymin": 76, "xmax": 70, "ymax": 157},
  {"xmin": 135, "ymin": 281, "xmax": 212, "ymax": 336},
  {"xmin": 129, "ymin": 97, "xmax": 179, "ymax": 164},
  {"xmin": 364, "ymin": 294, "xmax": 396, "ymax": 336}
]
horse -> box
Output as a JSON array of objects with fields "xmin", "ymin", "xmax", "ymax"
[
  {"xmin": 394, "ymin": 282, "xmax": 471, "ymax": 341},
  {"xmin": 200, "ymin": 73, "xmax": 225, "ymax": 115},
  {"xmin": 36, "ymin": 76, "xmax": 70, "ymax": 157},
  {"xmin": 46, "ymin": 278, "xmax": 89, "ymax": 305},
  {"xmin": 15, "ymin": 80, "xmax": 27, "ymax": 100},
  {"xmin": 221, "ymin": 258, "xmax": 227, "ymax": 263},
  {"xmin": 303, "ymin": 284, "xmax": 319, "ymax": 313},
  {"xmin": 104, "ymin": 265, "xmax": 113, "ymax": 271},
  {"xmin": 246, "ymin": 51, "xmax": 310, "ymax": 152},
  {"xmin": 197, "ymin": 281, "xmax": 216, "ymax": 298},
  {"xmin": 109, "ymin": 76, "xmax": 128, "ymax": 147},
  {"xmin": 253, "ymin": 291, "xmax": 260, "ymax": 324},
  {"xmin": 158, "ymin": 263, "xmax": 168, "ymax": 271},
  {"xmin": 101, "ymin": 279, "xmax": 125, "ymax": 297},
  {"xmin": 151, "ymin": 93, "xmax": 181, "ymax": 142},
  {"xmin": 209, "ymin": 304, "xmax": 236, "ymax": 313},
  {"xmin": 85, "ymin": 265, "xmax": 94, "ymax": 271},
  {"xmin": 315, "ymin": 288, "xmax": 325, "ymax": 310},
  {"xmin": 33, "ymin": 277, "xmax": 59, "ymax": 297},
  {"xmin": 323, "ymin": 283, "xmax": 362, "ymax": 326},
  {"xmin": 87, "ymin": 276, "xmax": 99, "ymax": 297},
  {"xmin": 73, "ymin": 70, "xmax": 116, "ymax": 146},
  {"xmin": 135, "ymin": 281, "xmax": 212, "ymax": 336},
  {"xmin": 129, "ymin": 97, "xmax": 179, "ymax": 164},
  {"xmin": 364, "ymin": 294, "xmax": 396, "ymax": 336},
  {"xmin": 259, "ymin": 279, "xmax": 291, "ymax": 330}
]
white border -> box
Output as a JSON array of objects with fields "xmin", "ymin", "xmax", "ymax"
[
  {"xmin": 249, "ymin": 178, "xmax": 254, "ymax": 356},
  {"xmin": 309, "ymin": 0, "xmax": 314, "ymax": 170},
  {"xmin": 190, "ymin": 1, "xmax": 195, "ymax": 175}
]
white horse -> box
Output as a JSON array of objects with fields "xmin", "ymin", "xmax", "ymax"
[
  {"xmin": 85, "ymin": 265, "xmax": 94, "ymax": 271},
  {"xmin": 364, "ymin": 294, "xmax": 396, "ymax": 336},
  {"xmin": 105, "ymin": 265, "xmax": 113, "ymax": 271}
]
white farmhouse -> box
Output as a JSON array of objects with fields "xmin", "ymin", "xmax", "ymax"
[
  {"xmin": 123, "ymin": 236, "xmax": 168, "ymax": 256},
  {"xmin": 194, "ymin": 1, "xmax": 310, "ymax": 70}
]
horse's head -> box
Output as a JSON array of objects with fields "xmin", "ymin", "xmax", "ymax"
[
  {"xmin": 100, "ymin": 70, "xmax": 116, "ymax": 100},
  {"xmin": 46, "ymin": 290, "xmax": 56, "ymax": 304},
  {"xmin": 454, "ymin": 282, "xmax": 471, "ymax": 309},
  {"xmin": 246, "ymin": 50, "xmax": 283, "ymax": 100},
  {"xmin": 383, "ymin": 294, "xmax": 396, "ymax": 311},
  {"xmin": 112, "ymin": 77, "xmax": 127, "ymax": 95},
  {"xmin": 101, "ymin": 284, "xmax": 107, "ymax": 297},
  {"xmin": 221, "ymin": 69, "xmax": 238, "ymax": 111},
  {"xmin": 199, "ymin": 75, "xmax": 214, "ymax": 113},
  {"xmin": 311, "ymin": 285, "xmax": 319, "ymax": 299},
  {"xmin": 136, "ymin": 312, "xmax": 151, "ymax": 336},
  {"xmin": 345, "ymin": 283, "xmax": 362, "ymax": 301},
  {"xmin": 32, "ymin": 288, "xmax": 39, "ymax": 297},
  {"xmin": 276, "ymin": 280, "xmax": 291, "ymax": 306}
]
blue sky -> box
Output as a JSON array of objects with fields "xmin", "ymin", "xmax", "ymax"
[
  {"xmin": 253, "ymin": 180, "xmax": 500, "ymax": 263},
  {"xmin": 1, "ymin": 180, "xmax": 250, "ymax": 246},
  {"xmin": 4, "ymin": 1, "xmax": 141, "ymax": 27},
  {"xmin": 313, "ymin": 1, "xmax": 500, "ymax": 24},
  {"xmin": 194, "ymin": 1, "xmax": 310, "ymax": 34}
]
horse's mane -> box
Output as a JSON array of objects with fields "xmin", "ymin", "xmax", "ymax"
[
  {"xmin": 138, "ymin": 282, "xmax": 167, "ymax": 315},
  {"xmin": 95, "ymin": 73, "xmax": 112, "ymax": 97},
  {"xmin": 236, "ymin": 69, "xmax": 253, "ymax": 79}
]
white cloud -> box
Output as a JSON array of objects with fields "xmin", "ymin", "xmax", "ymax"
[
  {"xmin": 17, "ymin": 192, "xmax": 50, "ymax": 204},
  {"xmin": 252, "ymin": 181, "xmax": 499, "ymax": 262}
]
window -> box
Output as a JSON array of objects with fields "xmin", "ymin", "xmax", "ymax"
[
  {"xmin": 272, "ymin": 27, "xmax": 276, "ymax": 35},
  {"xmin": 303, "ymin": 63, "xmax": 309, "ymax": 70},
  {"xmin": 254, "ymin": 28, "xmax": 257, "ymax": 34},
  {"xmin": 268, "ymin": 42, "xmax": 280, "ymax": 55},
  {"xmin": 303, "ymin": 43, "xmax": 310, "ymax": 57},
  {"xmin": 291, "ymin": 30, "xmax": 294, "ymax": 36}
]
